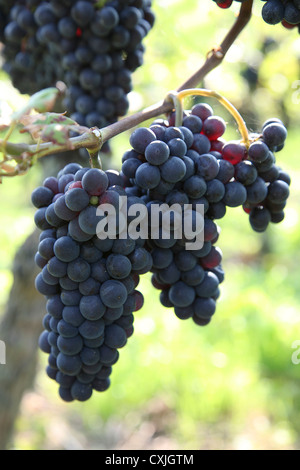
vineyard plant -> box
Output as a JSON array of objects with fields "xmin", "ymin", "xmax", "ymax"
[{"xmin": 0, "ymin": 0, "xmax": 300, "ymax": 451}]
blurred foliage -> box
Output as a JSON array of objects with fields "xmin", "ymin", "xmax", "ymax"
[{"xmin": 0, "ymin": 0, "xmax": 300, "ymax": 450}]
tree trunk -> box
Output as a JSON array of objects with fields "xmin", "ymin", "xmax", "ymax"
[{"xmin": 0, "ymin": 230, "xmax": 44, "ymax": 450}]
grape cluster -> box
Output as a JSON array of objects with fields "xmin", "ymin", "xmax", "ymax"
[
  {"xmin": 213, "ymin": 0, "xmax": 300, "ymax": 32},
  {"xmin": 32, "ymin": 163, "xmax": 149, "ymax": 402},
  {"xmin": 1, "ymin": 0, "xmax": 63, "ymax": 95},
  {"xmin": 0, "ymin": 1, "xmax": 13, "ymax": 42},
  {"xmin": 261, "ymin": 0, "xmax": 300, "ymax": 31},
  {"xmin": 242, "ymin": 119, "xmax": 290, "ymax": 231},
  {"xmin": 32, "ymin": 103, "xmax": 291, "ymax": 402},
  {"xmin": 121, "ymin": 102, "xmax": 290, "ymax": 326},
  {"xmin": 1, "ymin": 0, "xmax": 155, "ymax": 127}
]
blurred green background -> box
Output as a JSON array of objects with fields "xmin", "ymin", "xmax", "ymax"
[{"xmin": 1, "ymin": 0, "xmax": 300, "ymax": 450}]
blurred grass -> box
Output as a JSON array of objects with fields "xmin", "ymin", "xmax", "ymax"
[{"xmin": 0, "ymin": 0, "xmax": 300, "ymax": 450}]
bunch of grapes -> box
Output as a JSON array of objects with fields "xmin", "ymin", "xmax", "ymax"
[
  {"xmin": 32, "ymin": 163, "xmax": 150, "ymax": 402},
  {"xmin": 121, "ymin": 102, "xmax": 290, "ymax": 326},
  {"xmin": 213, "ymin": 0, "xmax": 300, "ymax": 32},
  {"xmin": 32, "ymin": 103, "xmax": 291, "ymax": 402},
  {"xmin": 0, "ymin": 1, "xmax": 14, "ymax": 41},
  {"xmin": 261, "ymin": 0, "xmax": 300, "ymax": 30},
  {"xmin": 1, "ymin": 0, "xmax": 155, "ymax": 128},
  {"xmin": 1, "ymin": 0, "xmax": 62, "ymax": 95}
]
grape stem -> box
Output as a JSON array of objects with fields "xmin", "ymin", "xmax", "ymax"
[
  {"xmin": 0, "ymin": 0, "xmax": 253, "ymax": 177},
  {"xmin": 175, "ymin": 88, "xmax": 250, "ymax": 147}
]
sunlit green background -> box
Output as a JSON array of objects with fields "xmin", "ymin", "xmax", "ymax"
[{"xmin": 1, "ymin": 0, "xmax": 300, "ymax": 450}]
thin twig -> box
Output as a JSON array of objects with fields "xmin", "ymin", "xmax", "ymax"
[
  {"xmin": 100, "ymin": 100, "xmax": 169, "ymax": 143},
  {"xmin": 177, "ymin": 0, "xmax": 254, "ymax": 91},
  {"xmin": 0, "ymin": 129, "xmax": 99, "ymax": 160}
]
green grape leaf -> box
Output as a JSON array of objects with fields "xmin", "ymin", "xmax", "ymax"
[
  {"xmin": 36, "ymin": 113, "xmax": 77, "ymax": 127},
  {"xmin": 41, "ymin": 123, "xmax": 74, "ymax": 146},
  {"xmin": 19, "ymin": 112, "xmax": 87, "ymax": 143},
  {"xmin": 12, "ymin": 88, "xmax": 59, "ymax": 120}
]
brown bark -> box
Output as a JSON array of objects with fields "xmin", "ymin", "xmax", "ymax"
[{"xmin": 0, "ymin": 230, "xmax": 44, "ymax": 450}]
